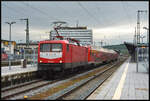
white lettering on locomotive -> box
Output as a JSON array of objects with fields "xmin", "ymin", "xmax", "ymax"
[{"xmin": 40, "ymin": 52, "xmax": 62, "ymax": 59}]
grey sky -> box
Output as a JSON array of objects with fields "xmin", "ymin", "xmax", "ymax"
[{"xmin": 1, "ymin": 1, "xmax": 149, "ymax": 45}]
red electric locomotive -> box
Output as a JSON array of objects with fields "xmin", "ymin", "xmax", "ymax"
[{"xmin": 38, "ymin": 39, "xmax": 89, "ymax": 78}]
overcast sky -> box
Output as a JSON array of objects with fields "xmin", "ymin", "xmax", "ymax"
[{"xmin": 1, "ymin": 1, "xmax": 149, "ymax": 45}]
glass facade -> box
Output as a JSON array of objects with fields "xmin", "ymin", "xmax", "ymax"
[{"xmin": 50, "ymin": 27, "xmax": 93, "ymax": 46}]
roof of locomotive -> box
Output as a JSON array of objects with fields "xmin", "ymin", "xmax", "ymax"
[
  {"xmin": 39, "ymin": 39, "xmax": 83, "ymax": 46},
  {"xmin": 39, "ymin": 40, "xmax": 69, "ymax": 44}
]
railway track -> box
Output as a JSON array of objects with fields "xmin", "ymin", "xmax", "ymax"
[
  {"xmin": 27, "ymin": 58, "xmax": 126, "ymax": 100},
  {"xmin": 1, "ymin": 66, "xmax": 92, "ymax": 99},
  {"xmin": 59, "ymin": 59, "xmax": 125, "ymax": 100},
  {"xmin": 1, "ymin": 64, "xmax": 100, "ymax": 100},
  {"xmin": 2, "ymin": 57, "xmax": 127, "ymax": 100},
  {"xmin": 1, "ymin": 79, "xmax": 59, "ymax": 100},
  {"xmin": 1, "ymin": 79, "xmax": 43, "ymax": 92}
]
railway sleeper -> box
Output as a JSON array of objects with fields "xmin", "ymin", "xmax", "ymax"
[{"xmin": 2, "ymin": 81, "xmax": 11, "ymax": 88}]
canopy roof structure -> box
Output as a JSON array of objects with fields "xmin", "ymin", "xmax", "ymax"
[{"xmin": 124, "ymin": 42, "xmax": 149, "ymax": 62}]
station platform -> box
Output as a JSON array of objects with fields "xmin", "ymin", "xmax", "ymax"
[
  {"xmin": 1, "ymin": 64, "xmax": 37, "ymax": 77},
  {"xmin": 87, "ymin": 57, "xmax": 149, "ymax": 100}
]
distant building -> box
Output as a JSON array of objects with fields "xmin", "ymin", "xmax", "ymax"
[
  {"xmin": 16, "ymin": 43, "xmax": 39, "ymax": 54},
  {"xmin": 1, "ymin": 40, "xmax": 16, "ymax": 54},
  {"xmin": 50, "ymin": 26, "xmax": 93, "ymax": 46},
  {"xmin": 16, "ymin": 43, "xmax": 38, "ymax": 50}
]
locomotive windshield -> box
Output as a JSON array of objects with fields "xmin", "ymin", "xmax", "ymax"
[{"xmin": 40, "ymin": 43, "xmax": 62, "ymax": 52}]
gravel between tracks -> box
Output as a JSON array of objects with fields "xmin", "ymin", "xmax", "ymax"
[{"xmin": 4, "ymin": 58, "xmax": 126, "ymax": 100}]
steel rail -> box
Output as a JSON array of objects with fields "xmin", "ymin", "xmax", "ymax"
[
  {"xmin": 1, "ymin": 80, "xmax": 59, "ymax": 100},
  {"xmin": 2, "ymin": 57, "xmax": 127, "ymax": 100},
  {"xmin": 28, "ymin": 59, "xmax": 126, "ymax": 100},
  {"xmin": 1, "ymin": 79, "xmax": 43, "ymax": 92},
  {"xmin": 53, "ymin": 61, "xmax": 121, "ymax": 100},
  {"xmin": 60, "ymin": 59, "xmax": 126, "ymax": 100}
]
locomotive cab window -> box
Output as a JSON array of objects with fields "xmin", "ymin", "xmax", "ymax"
[
  {"xmin": 40, "ymin": 44, "xmax": 51, "ymax": 52},
  {"xmin": 51, "ymin": 44, "xmax": 62, "ymax": 52},
  {"xmin": 40, "ymin": 43, "xmax": 62, "ymax": 52}
]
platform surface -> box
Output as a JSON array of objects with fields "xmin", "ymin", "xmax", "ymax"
[
  {"xmin": 87, "ymin": 57, "xmax": 149, "ymax": 100},
  {"xmin": 1, "ymin": 64, "xmax": 37, "ymax": 77}
]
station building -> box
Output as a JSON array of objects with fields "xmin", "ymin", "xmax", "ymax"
[
  {"xmin": 16, "ymin": 42, "xmax": 39, "ymax": 54},
  {"xmin": 1, "ymin": 40, "xmax": 39, "ymax": 55},
  {"xmin": 16, "ymin": 43, "xmax": 38, "ymax": 50},
  {"xmin": 50, "ymin": 26, "xmax": 93, "ymax": 46},
  {"xmin": 1, "ymin": 40, "xmax": 16, "ymax": 54},
  {"xmin": 124, "ymin": 42, "xmax": 149, "ymax": 62}
]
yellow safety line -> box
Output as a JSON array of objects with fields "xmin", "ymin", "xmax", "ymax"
[{"xmin": 112, "ymin": 58, "xmax": 130, "ymax": 99}]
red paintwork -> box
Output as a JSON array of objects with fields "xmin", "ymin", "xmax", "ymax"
[
  {"xmin": 38, "ymin": 40, "xmax": 88, "ymax": 65},
  {"xmin": 88, "ymin": 47, "xmax": 119, "ymax": 64},
  {"xmin": 39, "ymin": 57, "xmax": 62, "ymax": 63},
  {"xmin": 38, "ymin": 40, "xmax": 68, "ymax": 63},
  {"xmin": 38, "ymin": 40, "xmax": 119, "ymax": 69}
]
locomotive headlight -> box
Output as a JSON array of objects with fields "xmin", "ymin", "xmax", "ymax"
[
  {"xmin": 40, "ymin": 60, "xmax": 42, "ymax": 63},
  {"xmin": 60, "ymin": 60, "xmax": 62, "ymax": 63}
]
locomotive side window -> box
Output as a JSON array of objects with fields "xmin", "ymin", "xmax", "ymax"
[
  {"xmin": 67, "ymin": 44, "xmax": 69, "ymax": 51},
  {"xmin": 51, "ymin": 44, "xmax": 62, "ymax": 52}
]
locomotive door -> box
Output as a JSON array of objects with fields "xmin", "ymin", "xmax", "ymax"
[
  {"xmin": 65, "ymin": 44, "xmax": 72, "ymax": 69},
  {"xmin": 85, "ymin": 48, "xmax": 88, "ymax": 65},
  {"xmin": 70, "ymin": 45, "xmax": 73, "ymax": 70}
]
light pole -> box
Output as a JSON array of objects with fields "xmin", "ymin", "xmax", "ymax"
[
  {"xmin": 5, "ymin": 21, "xmax": 16, "ymax": 70},
  {"xmin": 137, "ymin": 10, "xmax": 147, "ymax": 44},
  {"xmin": 140, "ymin": 35, "xmax": 146, "ymax": 60},
  {"xmin": 20, "ymin": 18, "xmax": 29, "ymax": 48},
  {"xmin": 143, "ymin": 27, "xmax": 149, "ymax": 44},
  {"xmin": 136, "ymin": 10, "xmax": 147, "ymax": 72},
  {"xmin": 143, "ymin": 27, "xmax": 149, "ymax": 61},
  {"xmin": 134, "ymin": 27, "xmax": 137, "ymax": 45},
  {"xmin": 140, "ymin": 35, "xmax": 146, "ymax": 44},
  {"xmin": 101, "ymin": 40, "xmax": 103, "ymax": 47}
]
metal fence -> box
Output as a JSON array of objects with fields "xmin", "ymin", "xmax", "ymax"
[
  {"xmin": 136, "ymin": 47, "xmax": 149, "ymax": 72},
  {"xmin": 1, "ymin": 48, "xmax": 38, "ymax": 67}
]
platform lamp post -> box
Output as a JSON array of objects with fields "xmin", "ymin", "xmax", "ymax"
[
  {"xmin": 20, "ymin": 18, "xmax": 29, "ymax": 48},
  {"xmin": 143, "ymin": 27, "xmax": 149, "ymax": 44},
  {"xmin": 140, "ymin": 35, "xmax": 145, "ymax": 44},
  {"xmin": 136, "ymin": 10, "xmax": 147, "ymax": 72},
  {"xmin": 140, "ymin": 35, "xmax": 146, "ymax": 60},
  {"xmin": 143, "ymin": 27, "xmax": 149, "ymax": 62},
  {"xmin": 101, "ymin": 40, "xmax": 103, "ymax": 48},
  {"xmin": 5, "ymin": 21, "xmax": 16, "ymax": 70}
]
